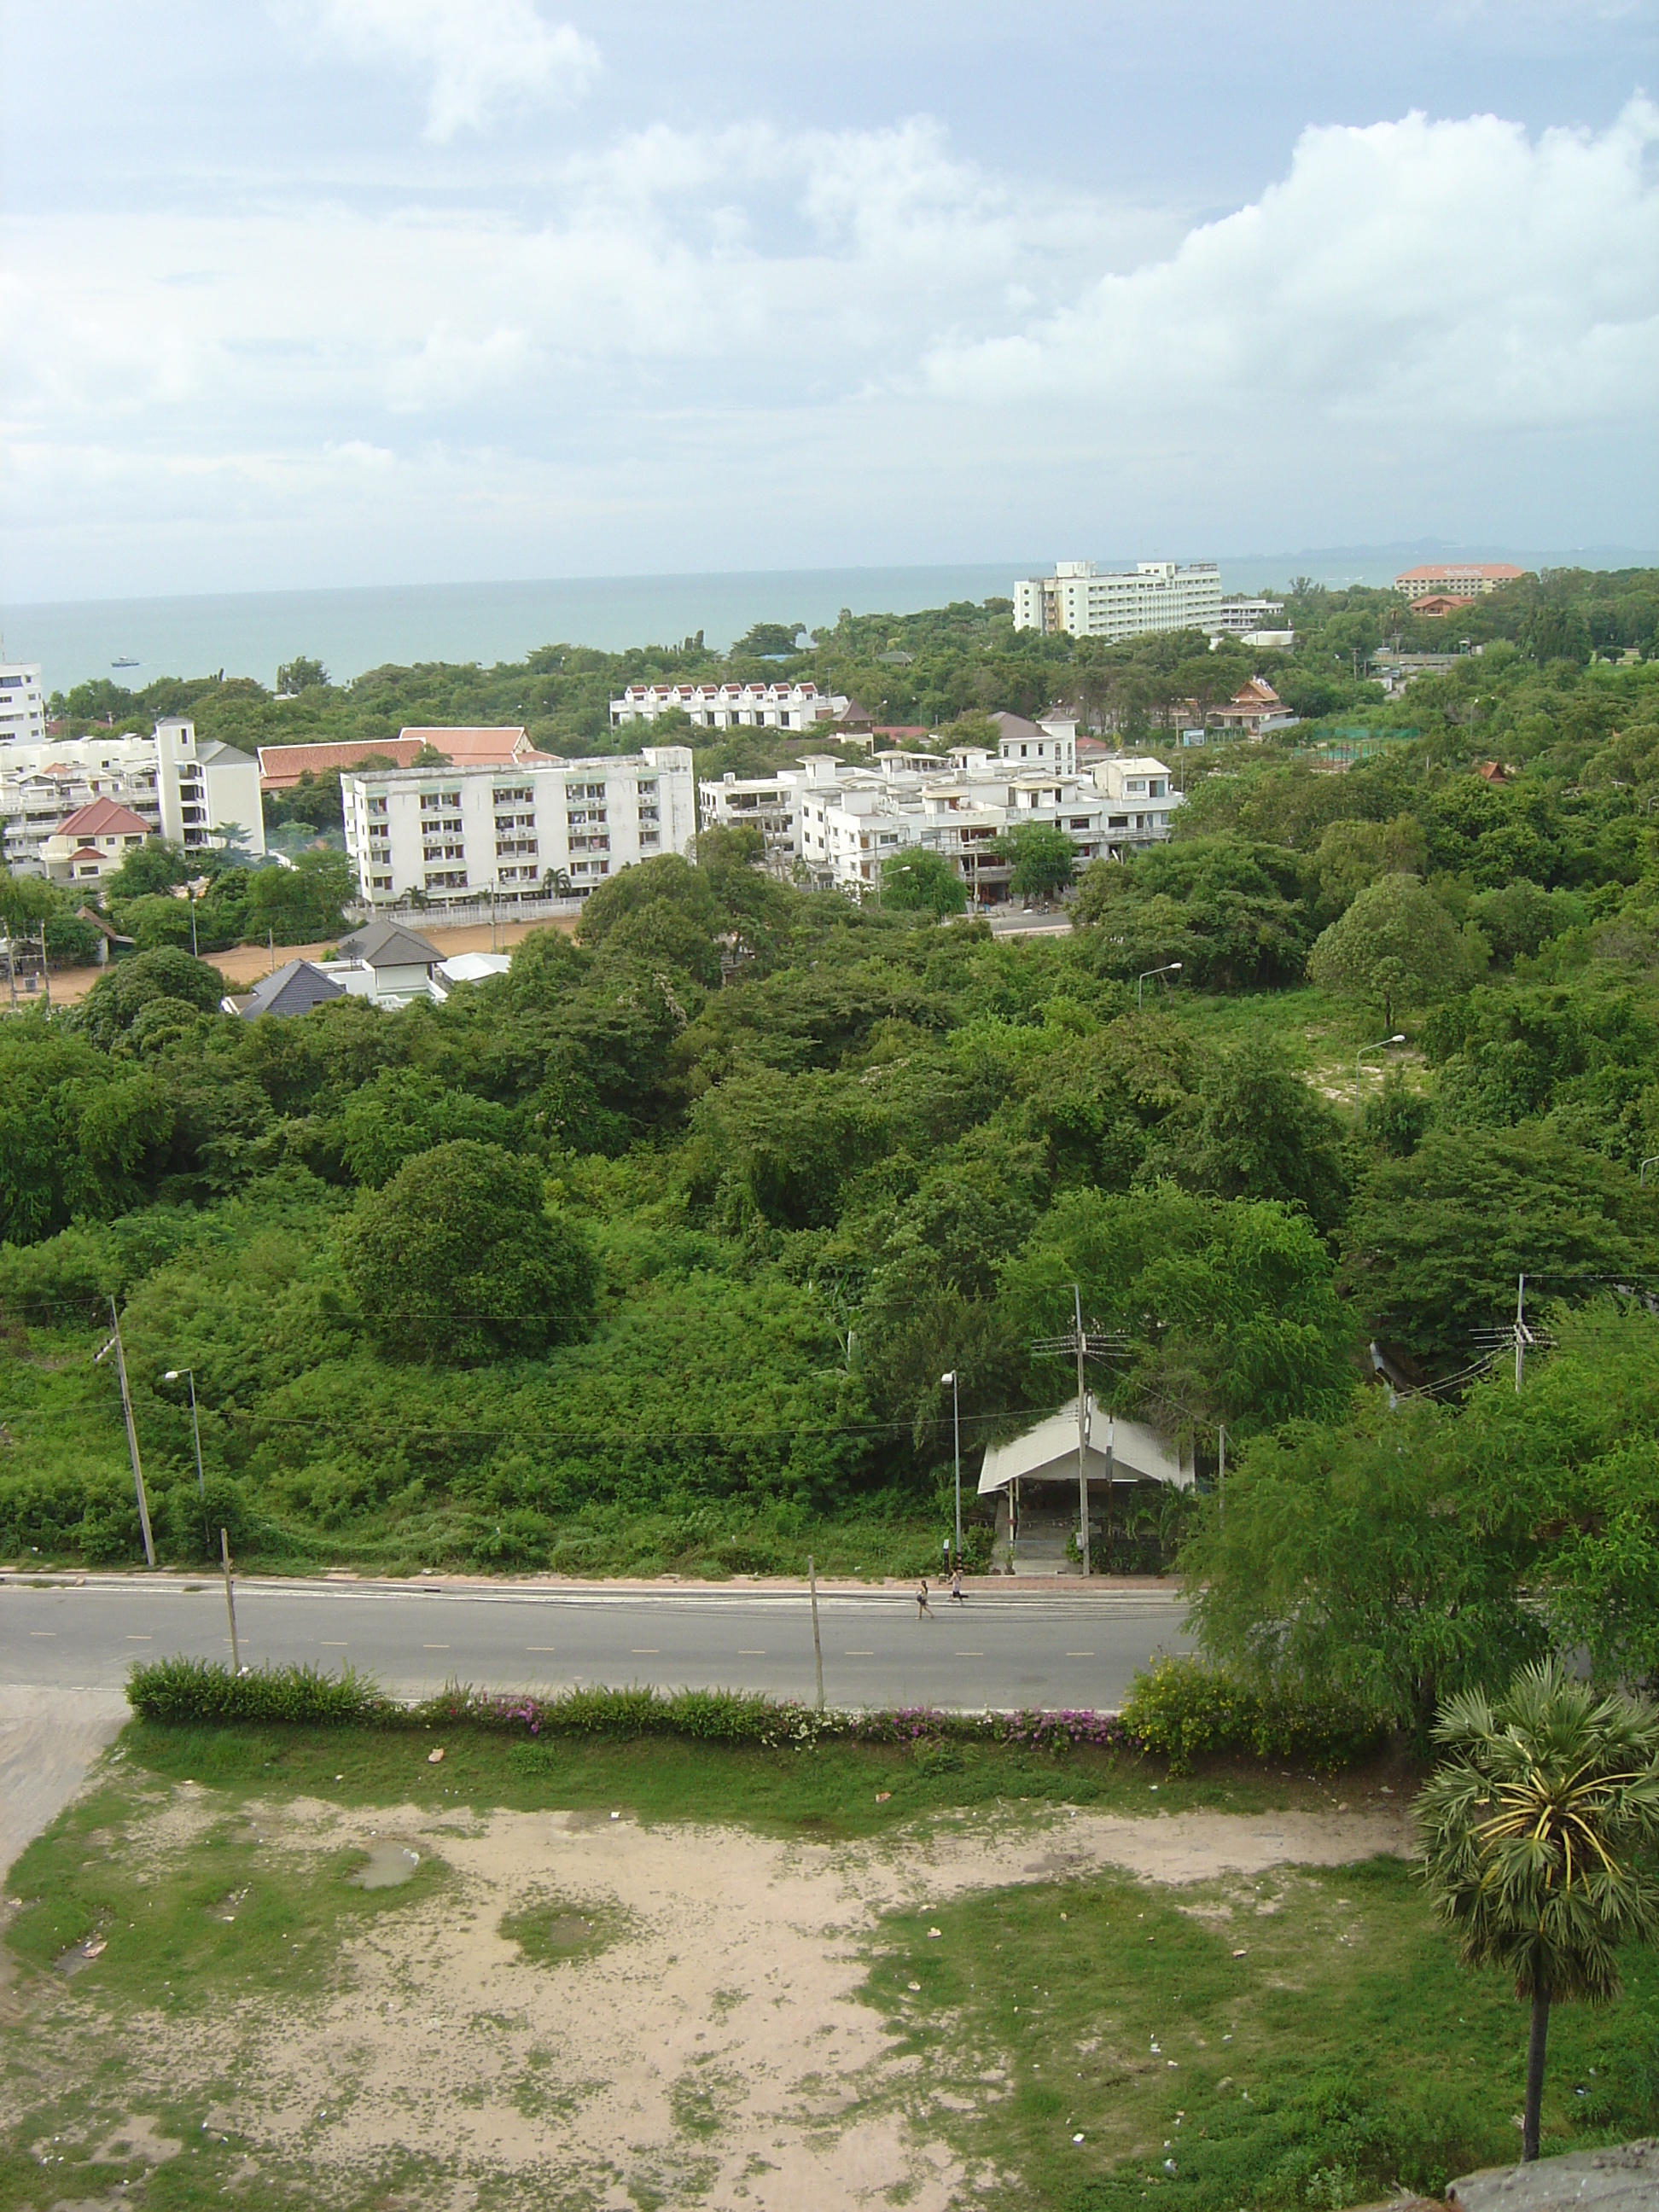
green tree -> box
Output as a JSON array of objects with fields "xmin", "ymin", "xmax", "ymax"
[
  {"xmin": 243, "ymin": 851, "xmax": 353, "ymax": 944},
  {"xmin": 1307, "ymin": 872, "xmax": 1486, "ymax": 1030},
  {"xmin": 996, "ymin": 823, "xmax": 1075, "ymax": 902},
  {"xmin": 276, "ymin": 655, "xmax": 329, "ymax": 694},
  {"xmin": 73, "ymin": 948, "xmax": 228, "ymax": 1051},
  {"xmin": 1186, "ymin": 1039, "xmax": 1349, "ymax": 1235},
  {"xmin": 342, "ymin": 1139, "xmax": 597, "ymax": 1363},
  {"xmin": 731, "ymin": 622, "xmax": 804, "ymax": 657},
  {"xmin": 1523, "ymin": 608, "xmax": 1592, "ymax": 667},
  {"xmin": 1343, "ymin": 1124, "xmax": 1655, "ymax": 1365},
  {"xmin": 882, "ymin": 848, "xmax": 966, "ymax": 917},
  {"xmin": 1415, "ymin": 1660, "xmax": 1659, "ymax": 2161},
  {"xmin": 106, "ymin": 841, "xmax": 192, "ymax": 901},
  {"xmin": 1182, "ymin": 1396, "xmax": 1544, "ymax": 1734}
]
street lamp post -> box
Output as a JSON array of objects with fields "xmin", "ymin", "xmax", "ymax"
[
  {"xmin": 940, "ymin": 1370, "xmax": 962, "ymax": 1566},
  {"xmin": 1354, "ymin": 1033, "xmax": 1406, "ymax": 1115},
  {"xmin": 1641, "ymin": 1156, "xmax": 1659, "ymax": 1188},
  {"xmin": 1136, "ymin": 960, "xmax": 1182, "ymax": 1010},
  {"xmin": 164, "ymin": 1367, "xmax": 207, "ymax": 1554}
]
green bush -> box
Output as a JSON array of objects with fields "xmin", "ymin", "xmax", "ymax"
[
  {"xmin": 1119, "ymin": 1655, "xmax": 1383, "ymax": 1774},
  {"xmin": 127, "ymin": 1656, "xmax": 399, "ymax": 1727}
]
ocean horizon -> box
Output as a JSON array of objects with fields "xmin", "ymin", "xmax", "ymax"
[{"xmin": 4, "ymin": 546, "xmax": 1652, "ymax": 697}]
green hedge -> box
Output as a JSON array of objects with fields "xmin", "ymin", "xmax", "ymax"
[
  {"xmin": 1118, "ymin": 1655, "xmax": 1384, "ymax": 1774},
  {"xmin": 129, "ymin": 1656, "xmax": 1386, "ymax": 1773},
  {"xmin": 127, "ymin": 1656, "xmax": 400, "ymax": 1727}
]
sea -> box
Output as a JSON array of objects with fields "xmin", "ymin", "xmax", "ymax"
[{"xmin": 4, "ymin": 547, "xmax": 1650, "ymax": 696}]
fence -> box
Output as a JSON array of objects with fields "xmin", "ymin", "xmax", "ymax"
[{"xmin": 341, "ymin": 892, "xmax": 587, "ymax": 931}]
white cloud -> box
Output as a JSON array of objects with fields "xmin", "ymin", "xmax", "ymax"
[
  {"xmin": 1, "ymin": 99, "xmax": 1655, "ymax": 597},
  {"xmin": 290, "ymin": 0, "xmax": 601, "ymax": 139},
  {"xmin": 923, "ymin": 98, "xmax": 1659, "ymax": 440}
]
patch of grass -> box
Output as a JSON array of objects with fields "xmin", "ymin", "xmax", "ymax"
[
  {"xmin": 863, "ymin": 1858, "xmax": 1659, "ymax": 2209},
  {"xmin": 499, "ymin": 1894, "xmax": 632, "ymax": 1967},
  {"xmin": 108, "ymin": 1714, "xmax": 1391, "ymax": 1836}
]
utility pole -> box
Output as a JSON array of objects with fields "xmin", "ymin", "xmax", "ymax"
[
  {"xmin": 1516, "ymin": 1273, "xmax": 1530, "ymax": 1393},
  {"xmin": 940, "ymin": 1369, "xmax": 963, "ymax": 1566},
  {"xmin": 1218, "ymin": 1422, "xmax": 1225, "ymax": 1527},
  {"xmin": 101, "ymin": 1299, "xmax": 156, "ymax": 1568},
  {"xmin": 166, "ymin": 1367, "xmax": 207, "ymax": 1554},
  {"xmin": 807, "ymin": 1556, "xmax": 824, "ymax": 1713},
  {"xmin": 221, "ymin": 1528, "xmax": 242, "ymax": 1672},
  {"xmin": 1074, "ymin": 1284, "xmax": 1090, "ymax": 1578}
]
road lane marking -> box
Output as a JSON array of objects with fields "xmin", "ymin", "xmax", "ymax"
[
  {"xmin": 30, "ymin": 1631, "xmax": 55, "ymax": 1638},
  {"xmin": 631, "ymin": 1649, "xmax": 659, "ymax": 1655},
  {"xmin": 845, "ymin": 1650, "xmax": 873, "ymax": 1656},
  {"xmin": 321, "ymin": 1640, "xmax": 346, "ymax": 1647},
  {"xmin": 1066, "ymin": 1650, "xmax": 1095, "ymax": 1657},
  {"xmin": 526, "ymin": 1646, "xmax": 556, "ymax": 1652},
  {"xmin": 737, "ymin": 1649, "xmax": 765, "ymax": 1656},
  {"xmin": 422, "ymin": 1644, "xmax": 450, "ymax": 1651},
  {"xmin": 126, "ymin": 1634, "xmax": 151, "ymax": 1642},
  {"xmin": 955, "ymin": 1650, "xmax": 983, "ymax": 1657}
]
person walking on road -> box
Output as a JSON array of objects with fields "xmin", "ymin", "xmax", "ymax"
[
  {"xmin": 950, "ymin": 1563, "xmax": 964, "ymax": 1604},
  {"xmin": 916, "ymin": 1576, "xmax": 934, "ymax": 1620}
]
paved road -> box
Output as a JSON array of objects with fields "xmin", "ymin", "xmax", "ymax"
[{"xmin": 1, "ymin": 1575, "xmax": 1190, "ymax": 1713}]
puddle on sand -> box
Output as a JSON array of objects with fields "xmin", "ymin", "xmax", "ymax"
[{"xmin": 354, "ymin": 1842, "xmax": 420, "ymax": 1890}]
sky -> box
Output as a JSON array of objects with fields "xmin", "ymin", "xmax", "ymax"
[{"xmin": 2, "ymin": 0, "xmax": 1656, "ymax": 602}]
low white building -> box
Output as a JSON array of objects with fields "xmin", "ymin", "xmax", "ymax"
[
  {"xmin": 0, "ymin": 662, "xmax": 48, "ymax": 746},
  {"xmin": 1, "ymin": 722, "xmax": 264, "ymax": 876},
  {"xmin": 609, "ymin": 680, "xmax": 848, "ymax": 732},
  {"xmin": 342, "ymin": 745, "xmax": 696, "ymax": 906},
  {"xmin": 1013, "ymin": 561, "xmax": 1223, "ymax": 642},
  {"xmin": 1206, "ymin": 596, "xmax": 1285, "ymax": 636}
]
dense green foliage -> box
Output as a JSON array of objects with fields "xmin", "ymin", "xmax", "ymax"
[{"xmin": 6, "ymin": 577, "xmax": 1659, "ymax": 1601}]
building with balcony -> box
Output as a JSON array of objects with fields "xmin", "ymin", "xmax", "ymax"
[
  {"xmin": 0, "ymin": 662, "xmax": 47, "ymax": 746},
  {"xmin": 1394, "ymin": 562, "xmax": 1526, "ymax": 601},
  {"xmin": 609, "ymin": 681, "xmax": 849, "ymax": 731},
  {"xmin": 1013, "ymin": 561, "xmax": 1222, "ymax": 641},
  {"xmin": 39, "ymin": 799, "xmax": 154, "ymax": 885},
  {"xmin": 341, "ymin": 745, "xmax": 696, "ymax": 906},
  {"xmin": 2, "ymin": 722, "xmax": 263, "ymax": 876}
]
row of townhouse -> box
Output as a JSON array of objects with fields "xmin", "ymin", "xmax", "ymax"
[
  {"xmin": 700, "ymin": 715, "xmax": 1179, "ymax": 901},
  {"xmin": 342, "ymin": 745, "xmax": 696, "ymax": 905},
  {"xmin": 2, "ymin": 720, "xmax": 265, "ymax": 878},
  {"xmin": 608, "ymin": 680, "xmax": 849, "ymax": 732}
]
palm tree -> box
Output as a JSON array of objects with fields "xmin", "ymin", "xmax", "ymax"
[{"xmin": 1415, "ymin": 1658, "xmax": 1659, "ymax": 2162}]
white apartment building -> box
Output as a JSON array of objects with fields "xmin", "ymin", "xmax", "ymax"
[
  {"xmin": 342, "ymin": 745, "xmax": 696, "ymax": 905},
  {"xmin": 1013, "ymin": 561, "xmax": 1223, "ymax": 642},
  {"xmin": 609, "ymin": 680, "xmax": 849, "ymax": 732},
  {"xmin": 1207, "ymin": 596, "xmax": 1285, "ymax": 635},
  {"xmin": 0, "ymin": 663, "xmax": 47, "ymax": 746},
  {"xmin": 719, "ymin": 746, "xmax": 1179, "ymax": 903},
  {"xmin": 1, "ymin": 723, "xmax": 264, "ymax": 876}
]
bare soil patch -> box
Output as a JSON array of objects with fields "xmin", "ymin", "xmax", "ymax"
[{"xmin": 23, "ymin": 1785, "xmax": 1408, "ymax": 2209}]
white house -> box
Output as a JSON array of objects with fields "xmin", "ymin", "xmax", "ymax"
[
  {"xmin": 609, "ymin": 681, "xmax": 848, "ymax": 732},
  {"xmin": 976, "ymin": 1394, "xmax": 1192, "ymax": 1575},
  {"xmin": 1013, "ymin": 561, "xmax": 1223, "ymax": 642},
  {"xmin": 1206, "ymin": 596, "xmax": 1285, "ymax": 636},
  {"xmin": 341, "ymin": 744, "xmax": 696, "ymax": 906},
  {"xmin": 39, "ymin": 799, "xmax": 154, "ymax": 885}
]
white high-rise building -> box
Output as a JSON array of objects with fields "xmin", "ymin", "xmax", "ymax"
[
  {"xmin": 1013, "ymin": 561, "xmax": 1222, "ymax": 642},
  {"xmin": 0, "ymin": 663, "xmax": 48, "ymax": 746},
  {"xmin": 342, "ymin": 745, "xmax": 696, "ymax": 905}
]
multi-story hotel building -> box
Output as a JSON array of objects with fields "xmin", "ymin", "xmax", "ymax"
[
  {"xmin": 1013, "ymin": 561, "xmax": 1223, "ymax": 641},
  {"xmin": 341, "ymin": 746, "xmax": 696, "ymax": 906},
  {"xmin": 609, "ymin": 680, "xmax": 848, "ymax": 732}
]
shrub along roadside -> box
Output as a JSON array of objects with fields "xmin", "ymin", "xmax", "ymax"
[
  {"xmin": 1119, "ymin": 1653, "xmax": 1385, "ymax": 1774},
  {"xmin": 127, "ymin": 1655, "xmax": 1385, "ymax": 1770}
]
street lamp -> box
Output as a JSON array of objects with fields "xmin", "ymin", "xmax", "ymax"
[
  {"xmin": 940, "ymin": 1370, "xmax": 962, "ymax": 1567},
  {"xmin": 1641, "ymin": 1156, "xmax": 1659, "ymax": 1187},
  {"xmin": 1136, "ymin": 961, "xmax": 1182, "ymax": 1010},
  {"xmin": 163, "ymin": 1368, "xmax": 207, "ymax": 1554},
  {"xmin": 1354, "ymin": 1033, "xmax": 1406, "ymax": 1115}
]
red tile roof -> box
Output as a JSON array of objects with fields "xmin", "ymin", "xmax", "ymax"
[
  {"xmin": 258, "ymin": 729, "xmax": 532, "ymax": 790},
  {"xmin": 54, "ymin": 798, "xmax": 152, "ymax": 839},
  {"xmin": 1395, "ymin": 562, "xmax": 1525, "ymax": 583}
]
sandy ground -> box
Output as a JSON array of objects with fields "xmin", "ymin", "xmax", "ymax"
[
  {"xmin": 19, "ymin": 915, "xmax": 576, "ymax": 1009},
  {"xmin": 49, "ymin": 1786, "xmax": 1412, "ymax": 2212},
  {"xmin": 0, "ymin": 1686, "xmax": 128, "ymax": 1888}
]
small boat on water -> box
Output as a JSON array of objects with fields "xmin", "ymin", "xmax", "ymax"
[{"xmin": 112, "ymin": 655, "xmax": 139, "ymax": 669}]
